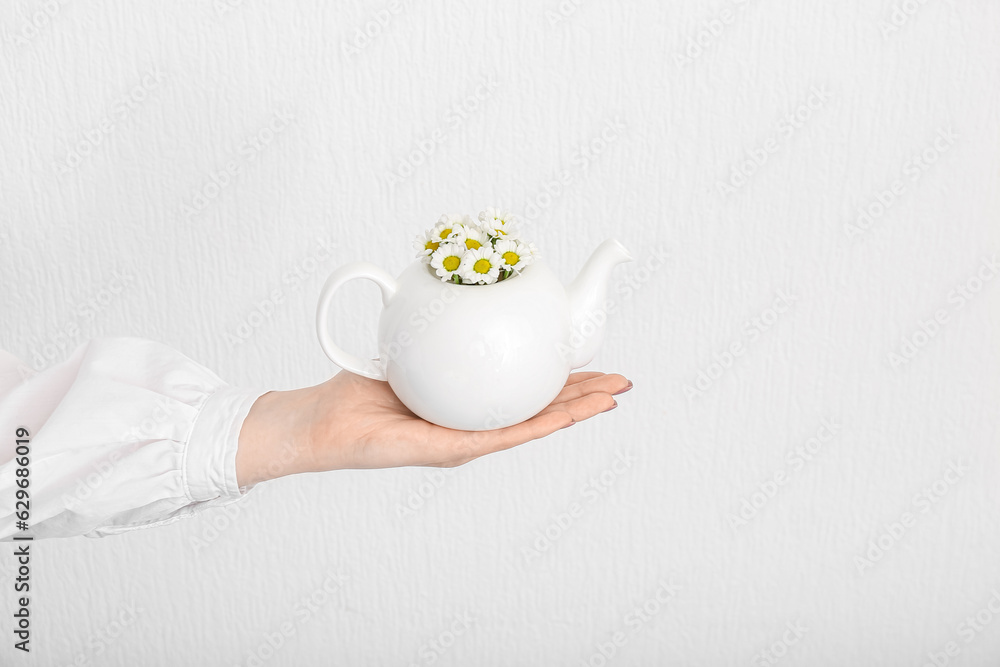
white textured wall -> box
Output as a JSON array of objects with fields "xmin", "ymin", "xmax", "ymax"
[{"xmin": 2, "ymin": 0, "xmax": 1000, "ymax": 665}]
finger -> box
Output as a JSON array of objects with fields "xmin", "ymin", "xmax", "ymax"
[
  {"xmin": 470, "ymin": 390, "xmax": 620, "ymax": 459},
  {"xmin": 565, "ymin": 372, "xmax": 606, "ymax": 386},
  {"xmin": 539, "ymin": 390, "xmax": 617, "ymax": 422},
  {"xmin": 452, "ymin": 411, "xmax": 574, "ymax": 462},
  {"xmin": 549, "ymin": 373, "xmax": 631, "ymax": 406},
  {"xmin": 430, "ymin": 375, "xmax": 628, "ymax": 466}
]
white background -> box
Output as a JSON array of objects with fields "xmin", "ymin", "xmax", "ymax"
[{"xmin": 2, "ymin": 0, "xmax": 1000, "ymax": 665}]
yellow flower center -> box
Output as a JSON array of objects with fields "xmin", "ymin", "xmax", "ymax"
[
  {"xmin": 502, "ymin": 251, "xmax": 519, "ymax": 266},
  {"xmin": 425, "ymin": 240, "xmax": 440, "ymax": 252},
  {"xmin": 438, "ymin": 227, "xmax": 453, "ymax": 239},
  {"xmin": 442, "ymin": 256, "xmax": 461, "ymax": 272},
  {"xmin": 465, "ymin": 238, "xmax": 482, "ymax": 250},
  {"xmin": 473, "ymin": 258, "xmax": 492, "ymax": 274}
]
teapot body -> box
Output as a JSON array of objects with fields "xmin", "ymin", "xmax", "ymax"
[
  {"xmin": 317, "ymin": 237, "xmax": 631, "ymax": 431},
  {"xmin": 378, "ymin": 260, "xmax": 573, "ymax": 430}
]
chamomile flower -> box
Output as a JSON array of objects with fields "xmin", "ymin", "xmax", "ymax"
[
  {"xmin": 426, "ymin": 214, "xmax": 469, "ymax": 245},
  {"xmin": 478, "ymin": 208, "xmax": 519, "ymax": 238},
  {"xmin": 414, "ymin": 216, "xmax": 463, "ymax": 257},
  {"xmin": 429, "ymin": 222, "xmax": 456, "ymax": 241},
  {"xmin": 429, "ymin": 243, "xmax": 466, "ymax": 281},
  {"xmin": 437, "ymin": 213, "xmax": 473, "ymax": 233},
  {"xmin": 451, "ymin": 224, "xmax": 489, "ymax": 251},
  {"xmin": 413, "ymin": 231, "xmax": 441, "ymax": 257},
  {"xmin": 493, "ymin": 239, "xmax": 533, "ymax": 272},
  {"xmin": 416, "ymin": 209, "xmax": 537, "ymax": 284},
  {"xmin": 459, "ymin": 247, "xmax": 503, "ymax": 285}
]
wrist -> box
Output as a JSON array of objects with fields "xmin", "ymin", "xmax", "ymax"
[{"xmin": 236, "ymin": 385, "xmax": 319, "ymax": 488}]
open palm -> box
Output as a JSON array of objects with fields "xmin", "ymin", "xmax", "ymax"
[{"xmin": 309, "ymin": 370, "xmax": 632, "ymax": 470}]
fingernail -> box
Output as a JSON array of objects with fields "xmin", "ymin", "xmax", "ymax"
[
  {"xmin": 613, "ymin": 380, "xmax": 633, "ymax": 396},
  {"xmin": 603, "ymin": 401, "xmax": 618, "ymax": 413},
  {"xmin": 561, "ymin": 420, "xmax": 576, "ymax": 429}
]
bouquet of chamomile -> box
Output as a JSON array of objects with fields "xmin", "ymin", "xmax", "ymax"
[{"xmin": 413, "ymin": 208, "xmax": 539, "ymax": 285}]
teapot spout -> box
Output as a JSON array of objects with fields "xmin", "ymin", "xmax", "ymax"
[{"xmin": 565, "ymin": 238, "xmax": 633, "ymax": 369}]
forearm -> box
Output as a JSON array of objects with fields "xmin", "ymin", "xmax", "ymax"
[{"xmin": 235, "ymin": 385, "xmax": 320, "ymax": 489}]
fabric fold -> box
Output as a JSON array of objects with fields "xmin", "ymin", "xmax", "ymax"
[{"xmin": 0, "ymin": 337, "xmax": 268, "ymax": 540}]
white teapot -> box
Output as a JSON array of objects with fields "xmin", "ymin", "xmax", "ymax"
[{"xmin": 316, "ymin": 239, "xmax": 632, "ymax": 430}]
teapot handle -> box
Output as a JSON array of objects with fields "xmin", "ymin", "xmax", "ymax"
[{"xmin": 316, "ymin": 262, "xmax": 397, "ymax": 381}]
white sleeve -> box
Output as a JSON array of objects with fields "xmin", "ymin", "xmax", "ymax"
[{"xmin": 0, "ymin": 337, "xmax": 269, "ymax": 540}]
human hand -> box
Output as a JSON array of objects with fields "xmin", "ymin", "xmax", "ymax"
[{"xmin": 236, "ymin": 370, "xmax": 632, "ymax": 488}]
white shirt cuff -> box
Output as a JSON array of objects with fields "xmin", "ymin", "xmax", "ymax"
[{"xmin": 185, "ymin": 385, "xmax": 269, "ymax": 502}]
